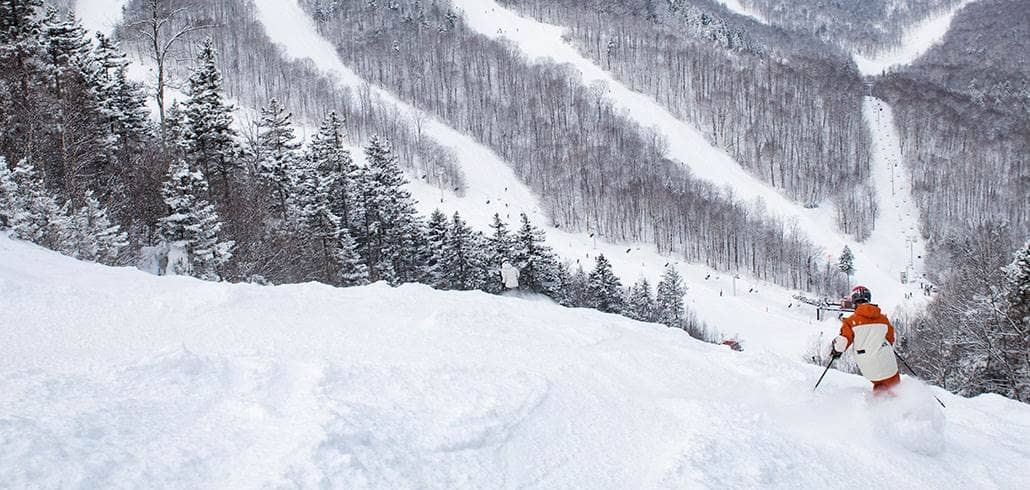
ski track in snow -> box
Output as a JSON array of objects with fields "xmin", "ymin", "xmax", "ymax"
[
  {"xmin": 712, "ymin": 0, "xmax": 769, "ymax": 24},
  {"xmin": 2, "ymin": 235, "xmax": 1030, "ymax": 488},
  {"xmin": 853, "ymin": 0, "xmax": 977, "ymax": 76}
]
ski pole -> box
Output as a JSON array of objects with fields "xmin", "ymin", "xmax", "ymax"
[
  {"xmin": 894, "ymin": 351, "xmax": 946, "ymax": 408},
  {"xmin": 813, "ymin": 354, "xmax": 836, "ymax": 392}
]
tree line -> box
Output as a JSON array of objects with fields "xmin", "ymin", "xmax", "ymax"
[{"xmin": 897, "ymin": 225, "xmax": 1029, "ymax": 403}]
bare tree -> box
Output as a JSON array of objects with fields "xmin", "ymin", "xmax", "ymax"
[{"xmin": 127, "ymin": 0, "xmax": 216, "ymax": 140}]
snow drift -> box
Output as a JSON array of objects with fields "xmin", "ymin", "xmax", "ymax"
[{"xmin": 2, "ymin": 235, "xmax": 1029, "ymax": 488}]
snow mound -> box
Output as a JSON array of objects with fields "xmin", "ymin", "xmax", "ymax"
[{"xmin": 2, "ymin": 236, "xmax": 1029, "ymax": 488}]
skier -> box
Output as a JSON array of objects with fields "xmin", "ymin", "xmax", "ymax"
[
  {"xmin": 829, "ymin": 285, "xmax": 901, "ymax": 395},
  {"xmin": 500, "ymin": 260, "xmax": 520, "ymax": 290}
]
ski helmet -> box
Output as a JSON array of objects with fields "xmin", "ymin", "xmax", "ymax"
[{"xmin": 850, "ymin": 285, "xmax": 871, "ymax": 305}]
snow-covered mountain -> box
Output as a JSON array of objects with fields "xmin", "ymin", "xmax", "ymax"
[{"xmin": 2, "ymin": 234, "xmax": 1029, "ymax": 488}]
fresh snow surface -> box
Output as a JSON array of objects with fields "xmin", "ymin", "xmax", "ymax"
[
  {"xmin": 712, "ymin": 0, "xmax": 768, "ymax": 24},
  {"xmin": 2, "ymin": 235, "xmax": 1030, "ymax": 488},
  {"xmin": 853, "ymin": 0, "xmax": 977, "ymax": 76}
]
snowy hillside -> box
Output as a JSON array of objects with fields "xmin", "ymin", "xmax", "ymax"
[{"xmin": 2, "ymin": 235, "xmax": 1029, "ymax": 488}]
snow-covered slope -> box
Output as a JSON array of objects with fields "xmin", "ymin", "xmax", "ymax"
[
  {"xmin": 2, "ymin": 235, "xmax": 1029, "ymax": 488},
  {"xmin": 853, "ymin": 0, "xmax": 977, "ymax": 76},
  {"xmin": 856, "ymin": 97, "xmax": 928, "ymax": 291},
  {"xmin": 712, "ymin": 0, "xmax": 769, "ymax": 24}
]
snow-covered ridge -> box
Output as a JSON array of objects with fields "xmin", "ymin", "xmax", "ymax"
[
  {"xmin": 2, "ymin": 235, "xmax": 1029, "ymax": 487},
  {"xmin": 853, "ymin": 0, "xmax": 977, "ymax": 76}
]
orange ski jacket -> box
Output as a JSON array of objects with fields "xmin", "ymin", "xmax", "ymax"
[{"xmin": 832, "ymin": 303, "xmax": 899, "ymax": 382}]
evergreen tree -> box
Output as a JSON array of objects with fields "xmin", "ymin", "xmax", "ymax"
[
  {"xmin": 41, "ymin": 8, "xmax": 90, "ymax": 99},
  {"xmin": 627, "ymin": 277, "xmax": 657, "ymax": 322},
  {"xmin": 86, "ymin": 33, "xmax": 148, "ymax": 157},
  {"xmin": 564, "ymin": 263, "xmax": 591, "ymax": 307},
  {"xmin": 306, "ymin": 112, "xmax": 358, "ymax": 230},
  {"xmin": 484, "ymin": 212, "xmax": 514, "ymax": 293},
  {"xmin": 1004, "ymin": 240, "xmax": 1030, "ymax": 326},
  {"xmin": 158, "ymin": 158, "xmax": 233, "ymax": 280},
  {"xmin": 441, "ymin": 211, "xmax": 488, "ymax": 290},
  {"xmin": 656, "ymin": 264, "xmax": 687, "ymax": 329},
  {"xmin": 423, "ymin": 209, "xmax": 449, "ymax": 288},
  {"xmin": 587, "ymin": 254, "xmax": 624, "ymax": 313},
  {"xmin": 296, "ymin": 140, "xmax": 368, "ymax": 287},
  {"xmin": 353, "ymin": 136, "xmax": 421, "ymax": 284},
  {"xmin": 0, "ymin": 0, "xmax": 44, "ymax": 45},
  {"xmin": 181, "ymin": 38, "xmax": 238, "ymax": 202},
  {"xmin": 838, "ymin": 245, "xmax": 855, "ymax": 280},
  {"xmin": 512, "ymin": 213, "xmax": 561, "ymax": 297},
  {"xmin": 62, "ymin": 190, "xmax": 128, "ymax": 263},
  {"xmin": 337, "ymin": 227, "xmax": 368, "ymax": 286},
  {"xmin": 0, "ymin": 158, "xmax": 68, "ymax": 249},
  {"xmin": 256, "ymin": 98, "xmax": 301, "ymax": 220}
]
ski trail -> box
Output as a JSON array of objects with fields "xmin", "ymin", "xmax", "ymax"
[
  {"xmin": 853, "ymin": 98, "xmax": 929, "ymax": 303},
  {"xmin": 853, "ymin": 0, "xmax": 977, "ymax": 76},
  {"xmin": 449, "ymin": 0, "xmax": 852, "ymax": 255},
  {"xmin": 251, "ymin": 0, "xmax": 544, "ymax": 225},
  {"xmin": 712, "ymin": 0, "xmax": 768, "ymax": 24}
]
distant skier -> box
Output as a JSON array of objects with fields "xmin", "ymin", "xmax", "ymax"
[
  {"xmin": 829, "ymin": 285, "xmax": 901, "ymax": 395},
  {"xmin": 500, "ymin": 260, "xmax": 520, "ymax": 290}
]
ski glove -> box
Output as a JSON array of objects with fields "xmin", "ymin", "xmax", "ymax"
[{"xmin": 830, "ymin": 349, "xmax": 842, "ymax": 360}]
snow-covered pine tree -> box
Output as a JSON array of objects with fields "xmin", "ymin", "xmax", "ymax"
[
  {"xmin": 1005, "ymin": 240, "xmax": 1030, "ymax": 327},
  {"xmin": 587, "ymin": 254, "xmax": 624, "ymax": 314},
  {"xmin": 564, "ymin": 263, "xmax": 591, "ymax": 307},
  {"xmin": 337, "ymin": 227, "xmax": 368, "ymax": 286},
  {"xmin": 1002, "ymin": 240, "xmax": 1030, "ymax": 400},
  {"xmin": 512, "ymin": 213, "xmax": 561, "ymax": 297},
  {"xmin": 353, "ymin": 136, "xmax": 422, "ymax": 284},
  {"xmin": 181, "ymin": 38, "xmax": 239, "ymax": 203},
  {"xmin": 86, "ymin": 33, "xmax": 148, "ymax": 158},
  {"xmin": 256, "ymin": 98, "xmax": 301, "ymax": 221},
  {"xmin": 627, "ymin": 277, "xmax": 657, "ymax": 322},
  {"xmin": 838, "ymin": 245, "xmax": 855, "ymax": 280},
  {"xmin": 423, "ymin": 208, "xmax": 449, "ymax": 289},
  {"xmin": 40, "ymin": 8, "xmax": 90, "ymax": 99},
  {"xmin": 306, "ymin": 112, "xmax": 358, "ymax": 230},
  {"xmin": 484, "ymin": 212, "xmax": 513, "ymax": 293},
  {"xmin": 61, "ymin": 190, "xmax": 128, "ymax": 263},
  {"xmin": 0, "ymin": 158, "xmax": 69, "ymax": 249},
  {"xmin": 158, "ymin": 158, "xmax": 233, "ymax": 280},
  {"xmin": 296, "ymin": 134, "xmax": 369, "ymax": 286},
  {"xmin": 441, "ymin": 211, "xmax": 488, "ymax": 290},
  {"xmin": 656, "ymin": 264, "xmax": 686, "ymax": 329}
]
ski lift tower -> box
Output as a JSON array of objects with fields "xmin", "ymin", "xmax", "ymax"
[{"xmin": 864, "ymin": 79, "xmax": 875, "ymax": 97}]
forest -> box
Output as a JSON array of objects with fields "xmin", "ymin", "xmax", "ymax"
[
  {"xmin": 303, "ymin": 0, "xmax": 847, "ymax": 291},
  {"xmin": 499, "ymin": 0, "xmax": 878, "ymax": 238}
]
